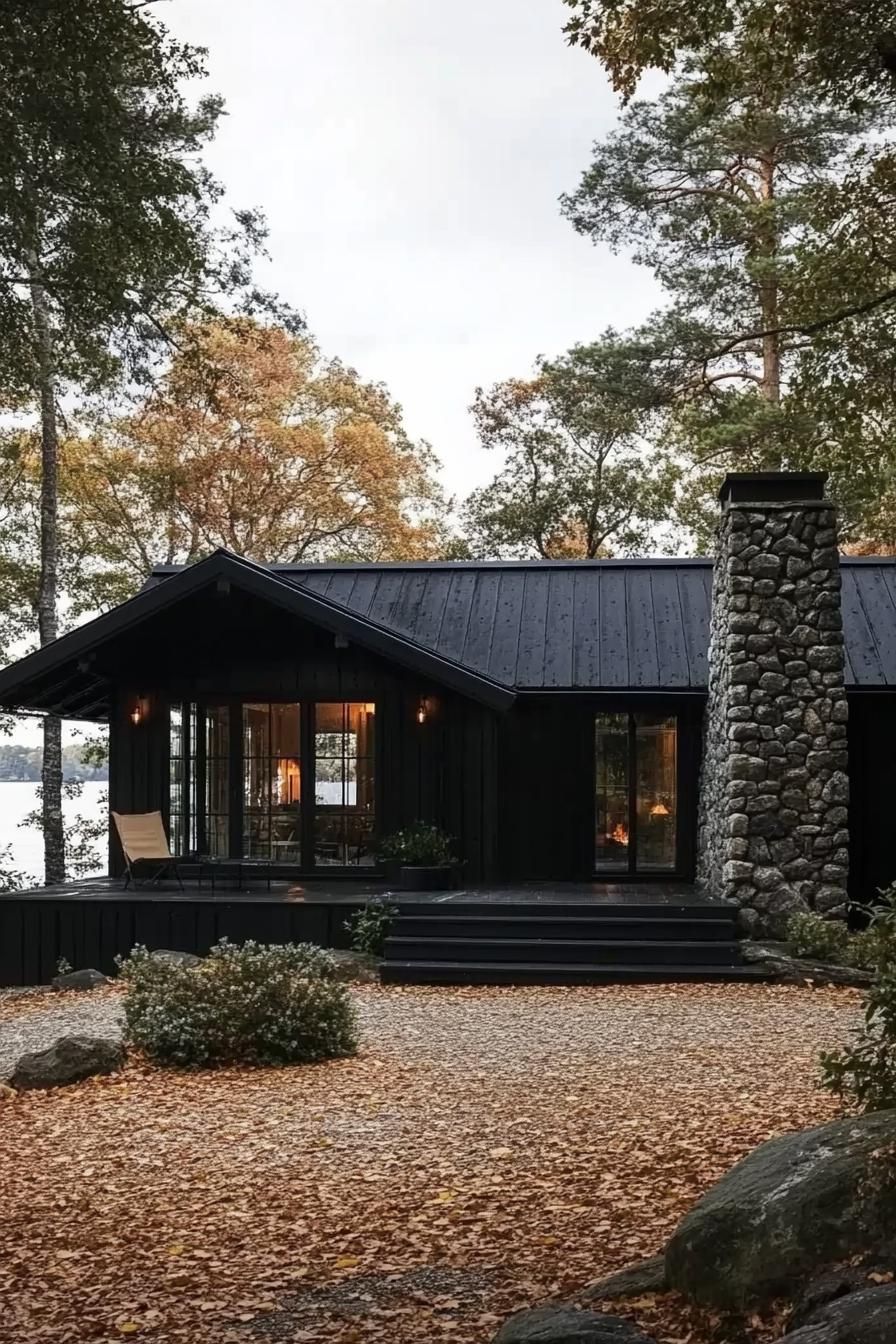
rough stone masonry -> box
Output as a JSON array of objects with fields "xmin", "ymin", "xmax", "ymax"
[{"xmin": 697, "ymin": 473, "xmax": 849, "ymax": 936}]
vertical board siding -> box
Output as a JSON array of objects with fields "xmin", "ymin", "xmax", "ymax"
[{"xmin": 0, "ymin": 898, "xmax": 364, "ymax": 987}]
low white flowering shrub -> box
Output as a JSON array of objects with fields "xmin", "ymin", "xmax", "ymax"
[{"xmin": 118, "ymin": 939, "xmax": 359, "ymax": 1067}]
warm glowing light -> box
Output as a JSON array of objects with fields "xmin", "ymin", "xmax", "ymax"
[
  {"xmin": 364, "ymin": 702, "xmax": 376, "ymax": 715},
  {"xmin": 650, "ymin": 801, "xmax": 670, "ymax": 817},
  {"xmin": 275, "ymin": 758, "xmax": 301, "ymax": 804},
  {"xmin": 130, "ymin": 703, "xmax": 142, "ymax": 726},
  {"xmin": 610, "ymin": 821, "xmax": 629, "ymax": 845},
  {"xmin": 416, "ymin": 699, "xmax": 427, "ymax": 725}
]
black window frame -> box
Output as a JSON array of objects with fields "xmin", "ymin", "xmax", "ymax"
[
  {"xmin": 593, "ymin": 708, "xmax": 691, "ymax": 878},
  {"xmin": 167, "ymin": 697, "xmax": 380, "ymax": 872}
]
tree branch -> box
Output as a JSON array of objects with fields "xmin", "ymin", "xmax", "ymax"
[{"xmin": 707, "ymin": 286, "xmax": 896, "ymax": 363}]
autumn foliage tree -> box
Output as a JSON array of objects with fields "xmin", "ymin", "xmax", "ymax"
[{"xmin": 63, "ymin": 320, "xmax": 449, "ymax": 606}]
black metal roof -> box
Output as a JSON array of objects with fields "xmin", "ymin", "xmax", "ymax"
[
  {"xmin": 148, "ymin": 555, "xmax": 896, "ymax": 692},
  {"xmin": 3, "ymin": 552, "xmax": 896, "ymax": 721}
]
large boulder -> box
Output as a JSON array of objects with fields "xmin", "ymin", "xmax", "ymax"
[
  {"xmin": 493, "ymin": 1308, "xmax": 656, "ymax": 1344},
  {"xmin": 785, "ymin": 1285, "xmax": 896, "ymax": 1342},
  {"xmin": 11, "ymin": 1034, "xmax": 124, "ymax": 1090},
  {"xmin": 741, "ymin": 942, "xmax": 872, "ymax": 989},
  {"xmin": 51, "ymin": 968, "xmax": 108, "ymax": 991},
  {"xmin": 665, "ymin": 1111, "xmax": 896, "ymax": 1308}
]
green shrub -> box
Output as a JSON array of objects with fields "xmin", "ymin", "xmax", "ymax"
[
  {"xmin": 821, "ymin": 962, "xmax": 896, "ymax": 1111},
  {"xmin": 377, "ymin": 821, "xmax": 456, "ymax": 866},
  {"xmin": 847, "ymin": 927, "xmax": 889, "ymax": 971},
  {"xmin": 786, "ymin": 911, "xmax": 851, "ymax": 963},
  {"xmin": 820, "ymin": 884, "xmax": 896, "ymax": 1111},
  {"xmin": 847, "ymin": 885, "xmax": 896, "ymax": 972},
  {"xmin": 345, "ymin": 899, "xmax": 397, "ymax": 956},
  {"xmin": 118, "ymin": 939, "xmax": 358, "ymax": 1068}
]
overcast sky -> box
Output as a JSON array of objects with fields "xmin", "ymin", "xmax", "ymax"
[{"xmin": 163, "ymin": 0, "xmax": 663, "ymax": 499}]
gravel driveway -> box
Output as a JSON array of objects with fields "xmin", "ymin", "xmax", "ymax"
[
  {"xmin": 0, "ymin": 980, "xmax": 864, "ymax": 1344},
  {"xmin": 0, "ymin": 992, "xmax": 123, "ymax": 1082}
]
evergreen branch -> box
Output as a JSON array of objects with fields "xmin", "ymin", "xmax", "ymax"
[{"xmin": 707, "ymin": 286, "xmax": 896, "ymax": 363}]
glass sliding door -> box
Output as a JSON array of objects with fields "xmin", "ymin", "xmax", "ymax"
[
  {"xmin": 635, "ymin": 715, "xmax": 677, "ymax": 870},
  {"xmin": 594, "ymin": 713, "xmax": 631, "ymax": 870},
  {"xmin": 595, "ymin": 712, "xmax": 678, "ymax": 873},
  {"xmin": 242, "ymin": 703, "xmax": 302, "ymax": 863},
  {"xmin": 313, "ymin": 702, "xmax": 376, "ymax": 866}
]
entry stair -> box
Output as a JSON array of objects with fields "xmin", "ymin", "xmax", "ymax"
[{"xmin": 380, "ymin": 900, "xmax": 765, "ymax": 986}]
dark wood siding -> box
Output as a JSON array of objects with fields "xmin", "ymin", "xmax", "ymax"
[
  {"xmin": 107, "ymin": 611, "xmax": 503, "ymax": 883},
  {"xmin": 848, "ymin": 693, "xmax": 896, "ymax": 904},
  {"xmin": 0, "ymin": 896, "xmax": 362, "ymax": 987}
]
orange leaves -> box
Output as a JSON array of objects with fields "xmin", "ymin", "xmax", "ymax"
[
  {"xmin": 0, "ymin": 981, "xmax": 863, "ymax": 1344},
  {"xmin": 61, "ymin": 317, "xmax": 449, "ymax": 590}
]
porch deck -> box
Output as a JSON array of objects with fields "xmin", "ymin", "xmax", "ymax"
[
  {"xmin": 1, "ymin": 875, "xmax": 716, "ymax": 906},
  {"xmin": 0, "ymin": 875, "xmax": 724, "ymax": 988}
]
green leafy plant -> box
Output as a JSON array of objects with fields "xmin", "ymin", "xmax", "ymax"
[
  {"xmin": 820, "ymin": 884, "xmax": 896, "ymax": 1111},
  {"xmin": 847, "ymin": 886, "xmax": 896, "ymax": 972},
  {"xmin": 821, "ymin": 962, "xmax": 896, "ymax": 1111},
  {"xmin": 786, "ymin": 911, "xmax": 851, "ymax": 964},
  {"xmin": 117, "ymin": 938, "xmax": 358, "ymax": 1068},
  {"xmin": 377, "ymin": 822, "xmax": 456, "ymax": 867},
  {"xmin": 344, "ymin": 899, "xmax": 398, "ymax": 957}
]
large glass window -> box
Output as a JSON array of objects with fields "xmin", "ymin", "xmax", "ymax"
[
  {"xmin": 169, "ymin": 700, "xmax": 376, "ymax": 867},
  {"xmin": 243, "ymin": 703, "xmax": 301, "ymax": 863},
  {"xmin": 313, "ymin": 702, "xmax": 376, "ymax": 866},
  {"xmin": 595, "ymin": 712, "xmax": 677, "ymax": 872}
]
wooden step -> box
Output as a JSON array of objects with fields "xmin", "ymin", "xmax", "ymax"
[
  {"xmin": 384, "ymin": 936, "xmax": 744, "ymax": 966},
  {"xmin": 391, "ymin": 915, "xmax": 737, "ymax": 942},
  {"xmin": 380, "ymin": 960, "xmax": 770, "ymax": 986}
]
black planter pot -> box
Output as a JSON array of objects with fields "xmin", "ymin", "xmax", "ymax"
[{"xmin": 398, "ymin": 864, "xmax": 456, "ymax": 891}]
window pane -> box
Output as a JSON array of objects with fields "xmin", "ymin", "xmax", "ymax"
[
  {"xmin": 595, "ymin": 713, "xmax": 630, "ymax": 871},
  {"xmin": 242, "ymin": 703, "xmax": 301, "ymax": 862},
  {"xmin": 168, "ymin": 703, "xmax": 186, "ymax": 856},
  {"xmin": 313, "ymin": 702, "xmax": 375, "ymax": 866},
  {"xmin": 205, "ymin": 705, "xmax": 230, "ymax": 858},
  {"xmin": 635, "ymin": 715, "xmax": 677, "ymax": 871}
]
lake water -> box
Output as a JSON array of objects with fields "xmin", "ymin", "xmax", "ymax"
[{"xmin": 0, "ymin": 780, "xmax": 108, "ymax": 885}]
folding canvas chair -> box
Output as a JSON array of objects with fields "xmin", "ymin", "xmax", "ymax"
[{"xmin": 112, "ymin": 811, "xmax": 184, "ymax": 890}]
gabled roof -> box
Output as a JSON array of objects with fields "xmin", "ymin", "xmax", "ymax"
[
  {"xmin": 148, "ymin": 554, "xmax": 896, "ymax": 691},
  {"xmin": 0, "ymin": 550, "xmax": 517, "ymax": 718},
  {"xmin": 4, "ymin": 552, "xmax": 896, "ymax": 722}
]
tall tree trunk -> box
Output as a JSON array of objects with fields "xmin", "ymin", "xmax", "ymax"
[
  {"xmin": 28, "ymin": 256, "xmax": 65, "ymax": 885},
  {"xmin": 757, "ymin": 153, "xmax": 782, "ymax": 469}
]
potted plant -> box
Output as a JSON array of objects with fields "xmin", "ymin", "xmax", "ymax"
[{"xmin": 377, "ymin": 822, "xmax": 459, "ymax": 891}]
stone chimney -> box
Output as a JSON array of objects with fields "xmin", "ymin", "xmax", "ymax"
[{"xmin": 696, "ymin": 472, "xmax": 849, "ymax": 934}]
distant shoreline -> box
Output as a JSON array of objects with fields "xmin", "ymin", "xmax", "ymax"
[{"xmin": 0, "ymin": 775, "xmax": 108, "ymax": 783}]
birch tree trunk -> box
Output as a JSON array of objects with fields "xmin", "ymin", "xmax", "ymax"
[{"xmin": 28, "ymin": 255, "xmax": 65, "ymax": 885}]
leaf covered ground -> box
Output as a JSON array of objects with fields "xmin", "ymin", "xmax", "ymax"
[{"xmin": 0, "ymin": 982, "xmax": 863, "ymax": 1344}]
